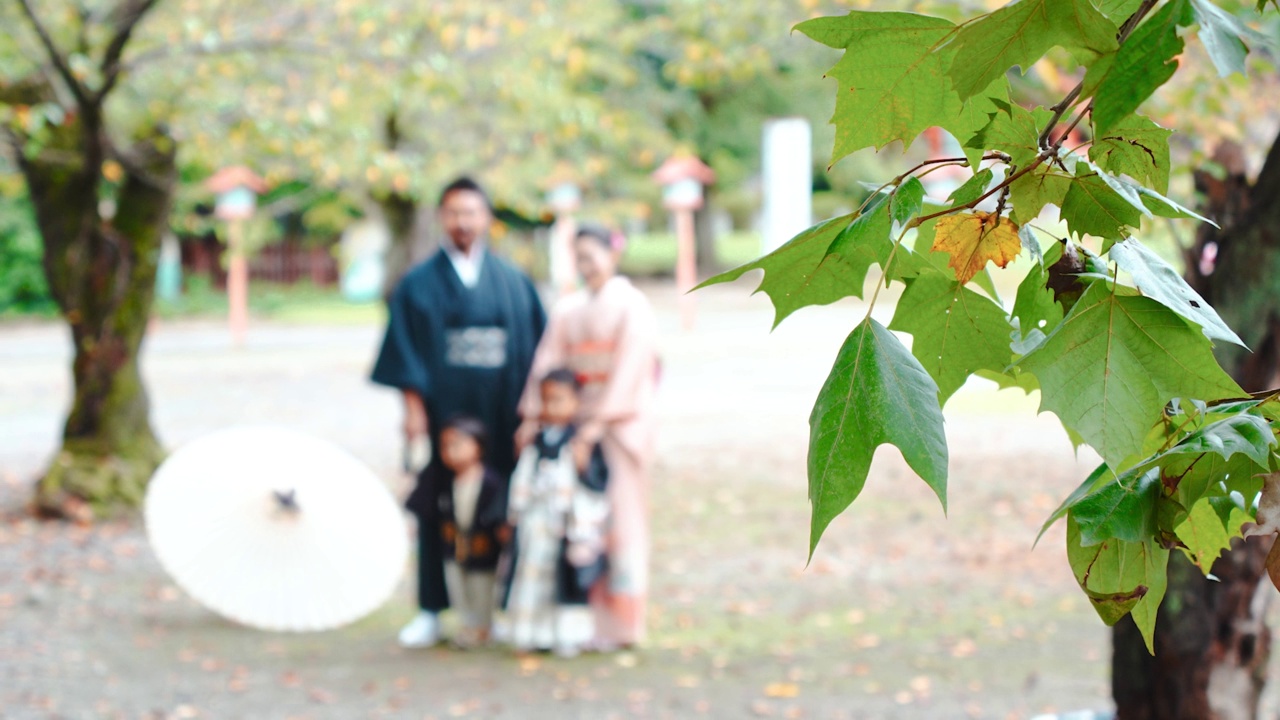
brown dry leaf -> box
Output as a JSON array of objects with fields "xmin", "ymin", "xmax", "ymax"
[
  {"xmin": 1267, "ymin": 537, "xmax": 1280, "ymax": 593},
  {"xmin": 931, "ymin": 211, "xmax": 1021, "ymax": 284},
  {"xmin": 763, "ymin": 682, "xmax": 800, "ymax": 698}
]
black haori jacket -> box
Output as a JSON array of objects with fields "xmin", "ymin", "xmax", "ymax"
[{"xmin": 409, "ymin": 464, "xmax": 508, "ymax": 572}]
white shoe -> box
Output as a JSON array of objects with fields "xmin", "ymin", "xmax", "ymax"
[
  {"xmin": 491, "ymin": 617, "xmax": 511, "ymax": 644},
  {"xmin": 398, "ymin": 611, "xmax": 440, "ymax": 648},
  {"xmin": 554, "ymin": 643, "xmax": 581, "ymax": 659}
]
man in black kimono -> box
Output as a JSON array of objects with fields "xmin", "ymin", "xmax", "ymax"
[{"xmin": 371, "ymin": 177, "xmax": 546, "ymax": 647}]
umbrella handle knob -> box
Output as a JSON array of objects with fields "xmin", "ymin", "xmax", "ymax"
[{"xmin": 273, "ymin": 489, "xmax": 300, "ymax": 514}]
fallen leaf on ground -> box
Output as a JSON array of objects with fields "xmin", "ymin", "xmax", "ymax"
[{"xmin": 763, "ymin": 683, "xmax": 799, "ymax": 698}]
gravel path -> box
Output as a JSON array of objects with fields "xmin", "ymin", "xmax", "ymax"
[{"xmin": 0, "ymin": 282, "xmax": 1164, "ymax": 719}]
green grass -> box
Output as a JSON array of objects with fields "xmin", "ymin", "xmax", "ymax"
[
  {"xmin": 622, "ymin": 231, "xmax": 763, "ymax": 276},
  {"xmin": 154, "ymin": 277, "xmax": 384, "ymax": 325}
]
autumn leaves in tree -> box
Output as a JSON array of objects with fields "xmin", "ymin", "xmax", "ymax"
[{"xmin": 700, "ymin": 0, "xmax": 1277, "ymax": 652}]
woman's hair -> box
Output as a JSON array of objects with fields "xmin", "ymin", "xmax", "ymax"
[
  {"xmin": 541, "ymin": 367, "xmax": 582, "ymax": 392},
  {"xmin": 439, "ymin": 415, "xmax": 489, "ymax": 454},
  {"xmin": 575, "ymin": 223, "xmax": 625, "ymax": 253}
]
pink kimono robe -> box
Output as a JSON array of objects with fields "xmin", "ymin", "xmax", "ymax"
[{"xmin": 519, "ymin": 276, "xmax": 659, "ymax": 646}]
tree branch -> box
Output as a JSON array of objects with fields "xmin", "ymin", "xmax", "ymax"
[
  {"xmin": 14, "ymin": 0, "xmax": 92, "ymax": 109},
  {"xmin": 1036, "ymin": 0, "xmax": 1160, "ymax": 150},
  {"xmin": 97, "ymin": 0, "xmax": 164, "ymax": 100}
]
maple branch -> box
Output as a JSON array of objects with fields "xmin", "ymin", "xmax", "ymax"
[
  {"xmin": 864, "ymin": 222, "xmax": 916, "ymax": 321},
  {"xmin": 854, "ymin": 153, "xmax": 1009, "ymax": 219},
  {"xmin": 910, "ymin": 159, "xmax": 1046, "ymax": 227},
  {"xmin": 1062, "ymin": 102, "xmax": 1093, "ymax": 141},
  {"xmin": 1117, "ymin": 0, "xmax": 1161, "ymax": 43},
  {"xmin": 922, "ymin": 0, "xmax": 1162, "ymax": 228},
  {"xmin": 1036, "ymin": 0, "xmax": 1159, "ymax": 150},
  {"xmin": 1038, "ymin": 83, "xmax": 1083, "ymax": 150},
  {"xmin": 14, "ymin": 0, "xmax": 93, "ymax": 109}
]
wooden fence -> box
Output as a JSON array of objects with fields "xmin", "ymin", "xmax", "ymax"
[{"xmin": 181, "ymin": 235, "xmax": 339, "ymax": 287}]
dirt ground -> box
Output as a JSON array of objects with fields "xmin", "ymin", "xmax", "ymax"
[{"xmin": 1, "ymin": 282, "xmax": 1267, "ymax": 719}]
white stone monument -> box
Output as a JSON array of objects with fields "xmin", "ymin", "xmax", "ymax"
[{"xmin": 761, "ymin": 118, "xmax": 813, "ymax": 253}]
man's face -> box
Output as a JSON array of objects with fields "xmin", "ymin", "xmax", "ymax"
[{"xmin": 439, "ymin": 190, "xmax": 491, "ymax": 254}]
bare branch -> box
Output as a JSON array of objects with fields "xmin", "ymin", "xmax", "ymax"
[
  {"xmin": 13, "ymin": 0, "xmax": 92, "ymax": 109},
  {"xmin": 97, "ymin": 0, "xmax": 164, "ymax": 100}
]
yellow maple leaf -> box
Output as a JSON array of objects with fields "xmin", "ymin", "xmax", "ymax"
[{"xmin": 931, "ymin": 211, "xmax": 1022, "ymax": 284}]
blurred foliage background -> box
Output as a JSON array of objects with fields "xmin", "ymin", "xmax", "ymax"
[{"xmin": 2, "ymin": 0, "xmax": 1276, "ymax": 316}]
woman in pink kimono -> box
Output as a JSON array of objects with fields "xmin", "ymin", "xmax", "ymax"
[{"xmin": 517, "ymin": 225, "xmax": 659, "ymax": 649}]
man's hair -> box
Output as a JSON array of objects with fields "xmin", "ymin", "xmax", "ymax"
[
  {"xmin": 438, "ymin": 176, "xmax": 493, "ymax": 211},
  {"xmin": 540, "ymin": 367, "xmax": 582, "ymax": 392}
]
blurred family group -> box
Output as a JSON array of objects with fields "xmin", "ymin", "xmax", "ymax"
[{"xmin": 370, "ymin": 177, "xmax": 659, "ymax": 657}]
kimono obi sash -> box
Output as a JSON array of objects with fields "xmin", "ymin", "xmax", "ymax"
[
  {"xmin": 445, "ymin": 326, "xmax": 508, "ymax": 369},
  {"xmin": 567, "ymin": 339, "xmax": 617, "ymax": 386}
]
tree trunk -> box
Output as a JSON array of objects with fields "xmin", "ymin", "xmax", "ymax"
[
  {"xmin": 19, "ymin": 108, "xmax": 177, "ymax": 517},
  {"xmin": 375, "ymin": 108, "xmax": 423, "ymax": 301},
  {"xmin": 375, "ymin": 190, "xmax": 419, "ymax": 301},
  {"xmin": 1112, "ymin": 132, "xmax": 1280, "ymax": 719}
]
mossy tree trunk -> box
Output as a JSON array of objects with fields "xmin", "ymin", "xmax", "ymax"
[
  {"xmin": 1111, "ymin": 133, "xmax": 1280, "ymax": 719},
  {"xmin": 5, "ymin": 0, "xmax": 175, "ymax": 517},
  {"xmin": 374, "ymin": 109, "xmax": 421, "ymax": 301},
  {"xmin": 376, "ymin": 190, "xmax": 419, "ymax": 301}
]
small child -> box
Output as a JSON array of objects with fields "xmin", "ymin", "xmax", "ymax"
[
  {"xmin": 432, "ymin": 416, "xmax": 508, "ymax": 647},
  {"xmin": 506, "ymin": 369, "xmax": 609, "ymax": 657}
]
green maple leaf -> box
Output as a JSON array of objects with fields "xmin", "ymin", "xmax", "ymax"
[
  {"xmin": 889, "ymin": 272, "xmax": 1013, "ymax": 403},
  {"xmin": 891, "ymin": 177, "xmax": 927, "ymax": 229},
  {"xmin": 1190, "ymin": 0, "xmax": 1257, "ymax": 77},
  {"xmin": 1156, "ymin": 413, "xmax": 1273, "ymax": 509},
  {"xmin": 947, "ymin": 168, "xmax": 995, "ymax": 206},
  {"xmin": 1088, "ymin": 0, "xmax": 1193, "ymax": 135},
  {"xmin": 948, "ymin": 79, "xmax": 1013, "ymax": 168},
  {"xmin": 1060, "ymin": 171, "xmax": 1144, "ymax": 240},
  {"xmin": 1136, "ymin": 184, "xmax": 1216, "ymax": 224},
  {"xmin": 1099, "ymin": 0, "xmax": 1146, "ymax": 23},
  {"xmin": 696, "ymin": 196, "xmax": 891, "ymax": 327},
  {"xmin": 1067, "ymin": 515, "xmax": 1169, "ymax": 652},
  {"xmin": 965, "ymin": 99, "xmax": 1051, "ymax": 169},
  {"xmin": 947, "ymin": 0, "xmax": 1118, "ymax": 101},
  {"xmin": 808, "ymin": 318, "xmax": 948, "ymax": 556},
  {"xmin": 1089, "ymin": 114, "xmax": 1173, "ymax": 193},
  {"xmin": 1039, "ymin": 463, "xmax": 1113, "ymax": 545},
  {"xmin": 1010, "ymin": 167, "xmax": 1074, "ymax": 224},
  {"xmin": 1176, "ymin": 498, "xmax": 1239, "ymax": 570},
  {"xmin": 1013, "ymin": 260, "xmax": 1065, "ymax": 349},
  {"xmin": 1018, "ymin": 282, "xmax": 1244, "ymax": 468},
  {"xmin": 1109, "ymin": 238, "xmax": 1245, "ymax": 346},
  {"xmin": 797, "ymin": 12, "xmax": 962, "ymax": 162},
  {"xmin": 1072, "ymin": 466, "xmax": 1161, "ymax": 546}
]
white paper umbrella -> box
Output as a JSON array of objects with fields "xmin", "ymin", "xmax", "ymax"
[{"xmin": 144, "ymin": 425, "xmax": 408, "ymax": 632}]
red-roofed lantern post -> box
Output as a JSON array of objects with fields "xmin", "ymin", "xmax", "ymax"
[
  {"xmin": 206, "ymin": 167, "xmax": 266, "ymax": 347},
  {"xmin": 653, "ymin": 154, "xmax": 715, "ymax": 330}
]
